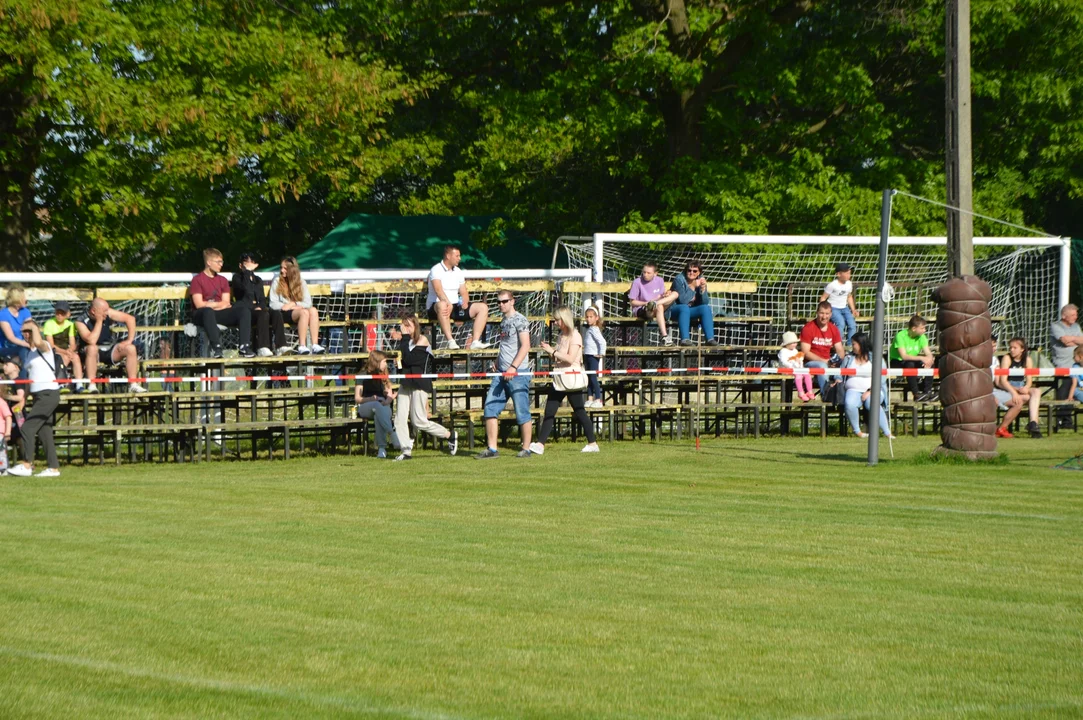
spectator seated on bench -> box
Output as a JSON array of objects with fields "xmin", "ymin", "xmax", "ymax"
[
  {"xmin": 426, "ymin": 244, "xmax": 491, "ymax": 350},
  {"xmin": 190, "ymin": 247, "xmax": 253, "ymax": 359},
  {"xmin": 231, "ymin": 251, "xmax": 286, "ymax": 357},
  {"xmin": 269, "ymin": 256, "xmax": 324, "ymax": 355},
  {"xmin": 669, "ymin": 261, "xmax": 719, "ymax": 347},
  {"xmin": 75, "ymin": 298, "xmax": 147, "ymax": 393},
  {"xmin": 627, "ymin": 261, "xmax": 679, "ymax": 347}
]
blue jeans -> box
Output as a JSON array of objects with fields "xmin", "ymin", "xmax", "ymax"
[
  {"xmin": 584, "ymin": 354, "xmax": 602, "ymax": 401},
  {"xmin": 669, "ymin": 304, "xmax": 714, "ymax": 341},
  {"xmin": 831, "ymin": 307, "xmax": 857, "ymax": 344},
  {"xmin": 844, "ymin": 388, "xmax": 891, "ymax": 436},
  {"xmin": 805, "ymin": 359, "xmax": 830, "ymax": 394},
  {"xmin": 484, "ymin": 373, "xmax": 533, "ymax": 425}
]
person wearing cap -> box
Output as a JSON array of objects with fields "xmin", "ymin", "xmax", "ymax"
[
  {"xmin": 4, "ymin": 321, "xmax": 62, "ymax": 477},
  {"xmin": 0, "ymin": 286, "xmax": 32, "ymax": 355},
  {"xmin": 230, "ymin": 252, "xmax": 285, "ymax": 357},
  {"xmin": 41, "ymin": 301, "xmax": 84, "ymax": 391},
  {"xmin": 75, "ymin": 298, "xmax": 147, "ymax": 393},
  {"xmin": 778, "ymin": 330, "xmax": 814, "ymax": 401},
  {"xmin": 821, "ymin": 262, "xmax": 859, "ymax": 344}
]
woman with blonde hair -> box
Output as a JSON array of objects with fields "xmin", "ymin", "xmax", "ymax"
[
  {"xmin": 0, "ymin": 286, "xmax": 32, "ymax": 355},
  {"xmin": 269, "ymin": 256, "xmax": 324, "ymax": 354},
  {"xmin": 530, "ymin": 305, "xmax": 599, "ymax": 455},
  {"xmin": 354, "ymin": 350, "xmax": 403, "ymax": 458},
  {"xmin": 388, "ymin": 313, "xmax": 457, "ymax": 460}
]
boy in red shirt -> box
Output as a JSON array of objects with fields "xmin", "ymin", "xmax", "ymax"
[{"xmin": 190, "ymin": 248, "xmax": 254, "ymax": 358}]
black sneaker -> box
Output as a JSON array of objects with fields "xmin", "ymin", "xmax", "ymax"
[
  {"xmin": 447, "ymin": 431, "xmax": 458, "ymax": 456},
  {"xmin": 679, "ymin": 339, "xmax": 695, "ymax": 347},
  {"xmin": 516, "ymin": 448, "xmax": 532, "ymax": 458},
  {"xmin": 211, "ymin": 345, "xmax": 224, "ymax": 359},
  {"xmin": 1027, "ymin": 421, "xmax": 1042, "ymax": 439},
  {"xmin": 474, "ymin": 448, "xmax": 498, "ymax": 460},
  {"xmin": 704, "ymin": 339, "xmax": 720, "ymax": 347},
  {"xmin": 239, "ymin": 344, "xmax": 256, "ymax": 358}
]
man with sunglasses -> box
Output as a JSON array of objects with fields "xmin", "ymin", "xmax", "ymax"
[{"xmin": 476, "ymin": 290, "xmax": 533, "ymax": 459}]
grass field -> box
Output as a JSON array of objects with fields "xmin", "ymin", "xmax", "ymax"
[{"xmin": 2, "ymin": 434, "xmax": 1082, "ymax": 719}]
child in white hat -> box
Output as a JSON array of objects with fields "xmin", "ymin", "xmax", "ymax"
[{"xmin": 779, "ymin": 330, "xmax": 814, "ymax": 401}]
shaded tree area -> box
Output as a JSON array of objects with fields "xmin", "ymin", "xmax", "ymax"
[{"xmin": 1, "ymin": 0, "xmax": 1081, "ymax": 271}]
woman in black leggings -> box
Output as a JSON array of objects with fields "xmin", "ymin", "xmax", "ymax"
[
  {"xmin": 529, "ymin": 306, "xmax": 599, "ymax": 455},
  {"xmin": 4, "ymin": 321, "xmax": 60, "ymax": 477}
]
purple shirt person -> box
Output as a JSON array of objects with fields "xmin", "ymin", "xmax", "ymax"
[{"xmin": 627, "ymin": 262, "xmax": 679, "ymax": 346}]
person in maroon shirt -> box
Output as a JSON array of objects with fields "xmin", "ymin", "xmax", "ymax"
[
  {"xmin": 189, "ymin": 248, "xmax": 253, "ymax": 358},
  {"xmin": 799, "ymin": 301, "xmax": 845, "ymax": 396}
]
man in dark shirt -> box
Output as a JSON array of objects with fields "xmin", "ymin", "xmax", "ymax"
[
  {"xmin": 230, "ymin": 252, "xmax": 284, "ymax": 356},
  {"xmin": 75, "ymin": 299, "xmax": 146, "ymax": 393},
  {"xmin": 190, "ymin": 247, "xmax": 253, "ymax": 358}
]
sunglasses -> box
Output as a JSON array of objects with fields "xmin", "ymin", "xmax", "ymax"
[{"xmin": 498, "ymin": 298, "xmax": 513, "ymax": 304}]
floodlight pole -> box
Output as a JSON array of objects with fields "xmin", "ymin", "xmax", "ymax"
[
  {"xmin": 868, "ymin": 189, "xmax": 894, "ymax": 466},
  {"xmin": 946, "ymin": 0, "xmax": 974, "ymax": 276}
]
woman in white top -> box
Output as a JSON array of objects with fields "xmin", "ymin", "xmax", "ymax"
[
  {"xmin": 268, "ymin": 256, "xmax": 324, "ymax": 354},
  {"xmin": 530, "ymin": 306, "xmax": 599, "ymax": 454},
  {"xmin": 842, "ymin": 331, "xmax": 894, "ymax": 439},
  {"xmin": 4, "ymin": 321, "xmax": 61, "ymax": 476}
]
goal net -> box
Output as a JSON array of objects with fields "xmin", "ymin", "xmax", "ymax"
[{"xmin": 559, "ymin": 234, "xmax": 1070, "ymax": 354}]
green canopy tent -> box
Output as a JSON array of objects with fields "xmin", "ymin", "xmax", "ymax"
[{"xmin": 296, "ymin": 214, "xmax": 555, "ymax": 271}]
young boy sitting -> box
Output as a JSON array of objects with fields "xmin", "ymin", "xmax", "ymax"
[{"xmin": 41, "ymin": 301, "xmax": 84, "ymax": 392}]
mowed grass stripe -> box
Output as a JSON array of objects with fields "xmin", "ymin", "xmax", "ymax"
[{"xmin": 1, "ymin": 436, "xmax": 1082, "ymax": 718}]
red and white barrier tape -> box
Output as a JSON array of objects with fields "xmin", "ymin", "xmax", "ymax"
[{"xmin": 0, "ymin": 366, "xmax": 1077, "ymax": 386}]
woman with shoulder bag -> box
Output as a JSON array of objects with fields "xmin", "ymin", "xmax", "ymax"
[{"xmin": 529, "ymin": 306, "xmax": 599, "ymax": 455}]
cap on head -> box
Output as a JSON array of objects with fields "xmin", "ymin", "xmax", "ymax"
[
  {"xmin": 54, "ymin": 301, "xmax": 70, "ymax": 314},
  {"xmin": 835, "ymin": 262, "xmax": 852, "ymax": 273},
  {"xmin": 781, "ymin": 331, "xmax": 799, "ymax": 346},
  {"xmin": 239, "ymin": 251, "xmax": 257, "ymax": 264}
]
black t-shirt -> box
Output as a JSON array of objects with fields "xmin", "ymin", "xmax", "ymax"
[
  {"xmin": 79, "ymin": 312, "xmax": 113, "ymax": 347},
  {"xmin": 398, "ymin": 338, "xmax": 434, "ymax": 394},
  {"xmin": 360, "ymin": 378, "xmax": 386, "ymax": 400}
]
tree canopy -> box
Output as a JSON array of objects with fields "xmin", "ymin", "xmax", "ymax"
[{"xmin": 1, "ymin": 0, "xmax": 1080, "ymax": 271}]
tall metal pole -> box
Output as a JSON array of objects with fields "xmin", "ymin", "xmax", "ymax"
[
  {"xmin": 946, "ymin": 0, "xmax": 974, "ymax": 276},
  {"xmin": 868, "ymin": 189, "xmax": 894, "ymax": 466}
]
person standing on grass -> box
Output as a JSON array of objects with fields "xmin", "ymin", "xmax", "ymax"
[
  {"xmin": 889, "ymin": 314, "xmax": 934, "ymax": 401},
  {"xmin": 1050, "ymin": 303, "xmax": 1083, "ymax": 430},
  {"xmin": 628, "ymin": 262, "xmax": 679, "ymax": 346},
  {"xmin": 582, "ymin": 306, "xmax": 606, "ymax": 408},
  {"xmin": 426, "ymin": 245, "xmax": 491, "ymax": 351},
  {"xmin": 800, "ymin": 301, "xmax": 845, "ymax": 397},
  {"xmin": 530, "ymin": 306, "xmax": 599, "ymax": 455},
  {"xmin": 476, "ymin": 290, "xmax": 533, "ymax": 459},
  {"xmin": 231, "ymin": 252, "xmax": 285, "ymax": 357},
  {"xmin": 0, "ymin": 286, "xmax": 32, "ymax": 356},
  {"xmin": 4, "ymin": 322, "xmax": 62, "ymax": 477},
  {"xmin": 669, "ymin": 261, "xmax": 720, "ymax": 347},
  {"xmin": 821, "ymin": 262, "xmax": 859, "ymax": 344},
  {"xmin": 42, "ymin": 301, "xmax": 84, "ymax": 391},
  {"xmin": 389, "ymin": 314, "xmax": 457, "ymax": 461},
  {"xmin": 841, "ymin": 332, "xmax": 894, "ymax": 440},
  {"xmin": 995, "ymin": 337, "xmax": 1043, "ymax": 439},
  {"xmin": 75, "ymin": 299, "xmax": 148, "ymax": 394},
  {"xmin": 190, "ymin": 247, "xmax": 255, "ymax": 359},
  {"xmin": 354, "ymin": 350, "xmax": 404, "ymax": 459},
  {"xmin": 269, "ymin": 256, "xmax": 325, "ymax": 355}
]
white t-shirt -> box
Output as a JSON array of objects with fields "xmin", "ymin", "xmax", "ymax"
[
  {"xmin": 24, "ymin": 348, "xmax": 60, "ymax": 393},
  {"xmin": 824, "ymin": 279, "xmax": 852, "ymax": 309},
  {"xmin": 778, "ymin": 347, "xmax": 804, "ymax": 369},
  {"xmin": 845, "ymin": 358, "xmax": 873, "ymax": 393},
  {"xmin": 426, "ymin": 262, "xmax": 465, "ymax": 309}
]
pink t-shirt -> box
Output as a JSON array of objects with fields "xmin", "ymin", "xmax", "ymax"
[
  {"xmin": 190, "ymin": 272, "xmax": 230, "ymax": 305},
  {"xmin": 0, "ymin": 397, "xmax": 11, "ymax": 437},
  {"xmin": 629, "ymin": 276, "xmax": 667, "ymax": 303}
]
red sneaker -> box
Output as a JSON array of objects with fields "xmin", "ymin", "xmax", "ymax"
[{"xmin": 995, "ymin": 427, "xmax": 1014, "ymax": 439}]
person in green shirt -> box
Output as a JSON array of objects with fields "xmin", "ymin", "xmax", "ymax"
[
  {"xmin": 889, "ymin": 314, "xmax": 934, "ymax": 401},
  {"xmin": 41, "ymin": 301, "xmax": 84, "ymax": 391}
]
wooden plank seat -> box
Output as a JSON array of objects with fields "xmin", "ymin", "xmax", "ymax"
[
  {"xmin": 199, "ymin": 417, "xmax": 368, "ymax": 461},
  {"xmin": 142, "ymin": 352, "xmax": 377, "ymax": 372},
  {"xmin": 54, "ymin": 422, "xmax": 204, "ymax": 465}
]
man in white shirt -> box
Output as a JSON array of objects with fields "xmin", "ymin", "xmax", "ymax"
[{"xmin": 427, "ymin": 245, "xmax": 490, "ymax": 350}]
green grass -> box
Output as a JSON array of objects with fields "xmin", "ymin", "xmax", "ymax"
[{"xmin": 2, "ymin": 435, "xmax": 1083, "ymax": 719}]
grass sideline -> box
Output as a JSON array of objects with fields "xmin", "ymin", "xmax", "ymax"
[{"xmin": 2, "ymin": 435, "xmax": 1082, "ymax": 718}]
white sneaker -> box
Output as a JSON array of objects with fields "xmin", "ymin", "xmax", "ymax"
[
  {"xmin": 581, "ymin": 443, "xmax": 600, "ymax": 453},
  {"xmin": 86, "ymin": 383, "xmax": 99, "ymax": 394},
  {"xmin": 662, "ymin": 336, "xmax": 675, "ymax": 347},
  {"xmin": 128, "ymin": 383, "xmax": 147, "ymax": 394},
  {"xmin": 296, "ymin": 345, "xmax": 311, "ymax": 355},
  {"xmin": 35, "ymin": 468, "xmax": 61, "ymax": 477},
  {"xmin": 447, "ymin": 431, "xmax": 459, "ymax": 456},
  {"xmin": 529, "ymin": 442, "xmax": 545, "ymax": 455},
  {"xmin": 257, "ymin": 347, "xmax": 274, "ymax": 357},
  {"xmin": 392, "ymin": 453, "xmax": 412, "ymax": 462},
  {"xmin": 7, "ymin": 464, "xmax": 32, "ymax": 477},
  {"xmin": 469, "ymin": 340, "xmax": 490, "ymax": 350},
  {"xmin": 275, "ymin": 346, "xmax": 292, "ymax": 356},
  {"xmin": 446, "ymin": 339, "xmax": 461, "ymax": 350},
  {"xmin": 310, "ymin": 344, "xmax": 326, "ymax": 354}
]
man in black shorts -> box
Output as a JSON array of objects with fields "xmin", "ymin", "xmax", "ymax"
[
  {"xmin": 75, "ymin": 298, "xmax": 147, "ymax": 393},
  {"xmin": 426, "ymin": 245, "xmax": 490, "ymax": 350}
]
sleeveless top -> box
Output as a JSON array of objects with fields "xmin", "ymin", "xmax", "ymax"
[
  {"xmin": 1007, "ymin": 357, "xmax": 1026, "ymax": 388},
  {"xmin": 398, "ymin": 337, "xmax": 434, "ymax": 394}
]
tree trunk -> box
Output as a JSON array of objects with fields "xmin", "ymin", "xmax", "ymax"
[
  {"xmin": 660, "ymin": 88, "xmax": 703, "ymax": 163},
  {"xmin": 0, "ymin": 66, "xmax": 43, "ymax": 272}
]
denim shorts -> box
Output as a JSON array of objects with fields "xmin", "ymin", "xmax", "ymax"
[{"xmin": 484, "ymin": 373, "xmax": 533, "ymax": 425}]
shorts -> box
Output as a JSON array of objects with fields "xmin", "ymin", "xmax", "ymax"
[
  {"xmin": 993, "ymin": 388, "xmax": 1012, "ymax": 409},
  {"xmin": 484, "ymin": 373, "xmax": 532, "ymax": 425},
  {"xmin": 93, "ymin": 345, "xmax": 117, "ymax": 366},
  {"xmin": 634, "ymin": 305, "xmax": 669, "ymax": 320},
  {"xmin": 428, "ymin": 303, "xmax": 470, "ymax": 323}
]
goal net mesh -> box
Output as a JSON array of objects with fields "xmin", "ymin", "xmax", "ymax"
[{"xmin": 561, "ymin": 239, "xmax": 1062, "ymax": 355}]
